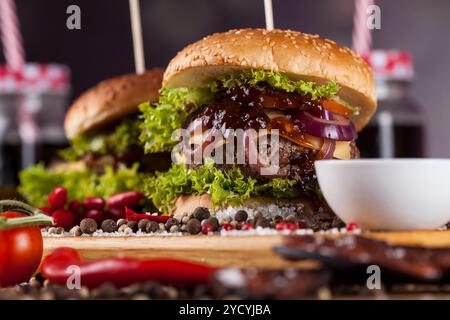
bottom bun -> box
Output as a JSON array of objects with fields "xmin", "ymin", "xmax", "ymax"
[{"xmin": 172, "ymin": 194, "xmax": 343, "ymax": 230}]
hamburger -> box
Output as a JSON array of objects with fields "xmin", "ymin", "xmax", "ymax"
[
  {"xmin": 141, "ymin": 29, "xmax": 376, "ymax": 230},
  {"xmin": 19, "ymin": 68, "xmax": 170, "ymax": 207}
]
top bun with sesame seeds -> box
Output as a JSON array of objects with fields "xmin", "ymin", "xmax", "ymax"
[
  {"xmin": 64, "ymin": 68, "xmax": 164, "ymax": 139},
  {"xmin": 163, "ymin": 28, "xmax": 376, "ymax": 131}
]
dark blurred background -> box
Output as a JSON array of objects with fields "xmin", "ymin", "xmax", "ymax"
[{"xmin": 3, "ymin": 0, "xmax": 450, "ymax": 158}]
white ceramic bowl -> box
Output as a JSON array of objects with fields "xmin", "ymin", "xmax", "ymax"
[{"xmin": 315, "ymin": 159, "xmax": 450, "ymax": 230}]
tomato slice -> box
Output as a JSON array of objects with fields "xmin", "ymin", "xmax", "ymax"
[
  {"xmin": 269, "ymin": 117, "xmax": 320, "ymax": 150},
  {"xmin": 322, "ymin": 99, "xmax": 352, "ymax": 116}
]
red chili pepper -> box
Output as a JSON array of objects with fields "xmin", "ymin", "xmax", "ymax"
[
  {"xmin": 41, "ymin": 247, "xmax": 216, "ymax": 289},
  {"xmin": 125, "ymin": 207, "xmax": 170, "ymax": 223},
  {"xmin": 106, "ymin": 191, "xmax": 143, "ymax": 209}
]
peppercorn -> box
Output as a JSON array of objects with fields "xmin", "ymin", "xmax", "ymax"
[
  {"xmin": 101, "ymin": 219, "xmax": 117, "ymax": 233},
  {"xmin": 117, "ymin": 218, "xmax": 128, "ymax": 227},
  {"xmin": 181, "ymin": 215, "xmax": 190, "ymax": 224},
  {"xmin": 253, "ymin": 210, "xmax": 262, "ymax": 220},
  {"xmin": 118, "ymin": 224, "xmax": 129, "ymax": 233},
  {"xmin": 127, "ymin": 221, "xmax": 139, "ymax": 232},
  {"xmin": 193, "ymin": 207, "xmax": 210, "ymax": 221},
  {"xmin": 69, "ymin": 225, "xmax": 82, "ymax": 236},
  {"xmin": 80, "ymin": 218, "xmax": 97, "ymax": 234},
  {"xmin": 234, "ymin": 210, "xmax": 248, "ymax": 222},
  {"xmin": 138, "ymin": 219, "xmax": 151, "ymax": 231},
  {"xmin": 165, "ymin": 217, "xmax": 179, "ymax": 231},
  {"xmin": 202, "ymin": 217, "xmax": 219, "ymax": 231},
  {"xmin": 255, "ymin": 217, "xmax": 271, "ymax": 228},
  {"xmin": 273, "ymin": 215, "xmax": 283, "ymax": 223},
  {"xmin": 186, "ymin": 218, "xmax": 201, "ymax": 235},
  {"xmin": 146, "ymin": 221, "xmax": 159, "ymax": 233},
  {"xmin": 285, "ymin": 214, "xmax": 298, "ymax": 224},
  {"xmin": 124, "ymin": 227, "xmax": 133, "ymax": 234},
  {"xmin": 220, "ymin": 215, "xmax": 232, "ymax": 225},
  {"xmin": 48, "ymin": 227, "xmax": 58, "ymax": 235}
]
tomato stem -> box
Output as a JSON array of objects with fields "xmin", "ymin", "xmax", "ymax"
[
  {"xmin": 0, "ymin": 199, "xmax": 53, "ymax": 230},
  {"xmin": 0, "ymin": 214, "xmax": 53, "ymax": 230}
]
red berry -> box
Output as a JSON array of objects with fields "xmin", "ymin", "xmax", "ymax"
[
  {"xmin": 82, "ymin": 197, "xmax": 105, "ymax": 210},
  {"xmin": 297, "ymin": 220, "xmax": 308, "ymax": 229},
  {"xmin": 202, "ymin": 224, "xmax": 214, "ymax": 234},
  {"xmin": 84, "ymin": 209, "xmax": 104, "ymax": 224},
  {"xmin": 68, "ymin": 200, "xmax": 82, "ymax": 214},
  {"xmin": 346, "ymin": 222, "xmax": 359, "ymax": 231},
  {"xmin": 39, "ymin": 206, "xmax": 53, "ymax": 216},
  {"xmin": 241, "ymin": 223, "xmax": 254, "ymax": 231},
  {"xmin": 107, "ymin": 208, "xmax": 126, "ymax": 221},
  {"xmin": 222, "ymin": 223, "xmax": 234, "ymax": 231},
  {"xmin": 286, "ymin": 223, "xmax": 298, "ymax": 231},
  {"xmin": 275, "ymin": 222, "xmax": 286, "ymax": 230},
  {"xmin": 48, "ymin": 186, "xmax": 67, "ymax": 210},
  {"xmin": 52, "ymin": 209, "xmax": 76, "ymax": 229}
]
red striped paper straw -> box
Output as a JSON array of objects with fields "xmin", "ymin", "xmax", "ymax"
[
  {"xmin": 0, "ymin": 0, "xmax": 39, "ymax": 167},
  {"xmin": 0, "ymin": 0, "xmax": 25, "ymax": 71},
  {"xmin": 352, "ymin": 0, "xmax": 374, "ymax": 55}
]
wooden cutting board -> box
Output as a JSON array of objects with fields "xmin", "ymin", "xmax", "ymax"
[{"xmin": 43, "ymin": 230, "xmax": 450, "ymax": 269}]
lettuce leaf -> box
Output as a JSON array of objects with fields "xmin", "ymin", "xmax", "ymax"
[
  {"xmin": 139, "ymin": 87, "xmax": 213, "ymax": 153},
  {"xmin": 211, "ymin": 69, "xmax": 341, "ymax": 100},
  {"xmin": 59, "ymin": 118, "xmax": 142, "ymax": 161},
  {"xmin": 144, "ymin": 160, "xmax": 299, "ymax": 213},
  {"xmin": 18, "ymin": 163, "xmax": 146, "ymax": 207}
]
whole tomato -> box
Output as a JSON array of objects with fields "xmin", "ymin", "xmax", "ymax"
[
  {"xmin": 0, "ymin": 212, "xmax": 44, "ymax": 287},
  {"xmin": 0, "ymin": 200, "xmax": 53, "ymax": 288}
]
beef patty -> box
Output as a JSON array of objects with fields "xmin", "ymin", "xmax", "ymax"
[{"xmin": 187, "ymin": 137, "xmax": 359, "ymax": 197}]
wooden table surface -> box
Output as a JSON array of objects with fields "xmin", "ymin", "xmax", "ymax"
[{"xmin": 43, "ymin": 229, "xmax": 450, "ymax": 269}]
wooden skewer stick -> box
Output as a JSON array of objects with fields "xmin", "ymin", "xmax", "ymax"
[
  {"xmin": 129, "ymin": 0, "xmax": 145, "ymax": 74},
  {"xmin": 264, "ymin": 0, "xmax": 274, "ymax": 30}
]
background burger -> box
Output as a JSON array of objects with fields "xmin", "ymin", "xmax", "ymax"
[
  {"xmin": 140, "ymin": 29, "xmax": 376, "ymax": 230},
  {"xmin": 19, "ymin": 68, "xmax": 170, "ymax": 207}
]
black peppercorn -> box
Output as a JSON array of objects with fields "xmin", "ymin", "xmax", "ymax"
[
  {"xmin": 138, "ymin": 219, "xmax": 151, "ymax": 231},
  {"xmin": 80, "ymin": 218, "xmax": 97, "ymax": 234},
  {"xmin": 255, "ymin": 218, "xmax": 270, "ymax": 228},
  {"xmin": 193, "ymin": 207, "xmax": 210, "ymax": 221},
  {"xmin": 273, "ymin": 215, "xmax": 283, "ymax": 223},
  {"xmin": 234, "ymin": 210, "xmax": 248, "ymax": 222},
  {"xmin": 101, "ymin": 219, "xmax": 117, "ymax": 233},
  {"xmin": 127, "ymin": 221, "xmax": 139, "ymax": 232},
  {"xmin": 186, "ymin": 218, "xmax": 201, "ymax": 235},
  {"xmin": 146, "ymin": 221, "xmax": 159, "ymax": 233},
  {"xmin": 165, "ymin": 218, "xmax": 179, "ymax": 231}
]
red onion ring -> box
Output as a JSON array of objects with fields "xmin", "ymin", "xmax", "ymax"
[
  {"xmin": 316, "ymin": 139, "xmax": 336, "ymax": 160},
  {"xmin": 292, "ymin": 110, "xmax": 356, "ymax": 141}
]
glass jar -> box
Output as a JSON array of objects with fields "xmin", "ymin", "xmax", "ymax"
[
  {"xmin": 357, "ymin": 50, "xmax": 425, "ymax": 158},
  {"xmin": 0, "ymin": 63, "xmax": 70, "ymax": 185}
]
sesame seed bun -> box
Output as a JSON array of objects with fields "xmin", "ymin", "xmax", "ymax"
[
  {"xmin": 163, "ymin": 28, "xmax": 376, "ymax": 131},
  {"xmin": 64, "ymin": 68, "xmax": 164, "ymax": 139}
]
